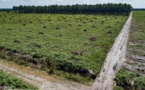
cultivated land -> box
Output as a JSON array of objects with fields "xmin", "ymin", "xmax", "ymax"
[
  {"xmin": 0, "ymin": 12, "xmax": 128, "ymax": 82},
  {"xmin": 114, "ymin": 11, "xmax": 145, "ymax": 90}
]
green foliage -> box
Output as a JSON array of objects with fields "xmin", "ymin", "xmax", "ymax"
[
  {"xmin": 114, "ymin": 69, "xmax": 145, "ymax": 90},
  {"xmin": 0, "ymin": 12, "xmax": 128, "ymax": 81},
  {"xmin": 133, "ymin": 9, "xmax": 145, "ymax": 11},
  {"xmin": 0, "ymin": 71, "xmax": 37, "ymax": 89},
  {"xmin": 113, "ymin": 86, "xmax": 124, "ymax": 90},
  {"xmin": 55, "ymin": 70, "xmax": 92, "ymax": 84},
  {"xmin": 13, "ymin": 3, "xmax": 132, "ymax": 15}
]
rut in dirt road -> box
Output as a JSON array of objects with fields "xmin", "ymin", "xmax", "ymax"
[{"xmin": 92, "ymin": 12, "xmax": 133, "ymax": 90}]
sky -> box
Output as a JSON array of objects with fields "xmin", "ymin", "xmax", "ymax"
[{"xmin": 0, "ymin": 0, "xmax": 145, "ymax": 8}]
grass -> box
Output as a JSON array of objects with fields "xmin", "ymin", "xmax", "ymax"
[
  {"xmin": 0, "ymin": 11, "xmax": 128, "ymax": 82},
  {"xmin": 0, "ymin": 70, "xmax": 37, "ymax": 90}
]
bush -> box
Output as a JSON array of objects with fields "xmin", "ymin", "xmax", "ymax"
[{"xmin": 114, "ymin": 69, "xmax": 145, "ymax": 90}]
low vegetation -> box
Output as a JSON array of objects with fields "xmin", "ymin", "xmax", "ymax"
[
  {"xmin": 114, "ymin": 69, "xmax": 145, "ymax": 90},
  {"xmin": 0, "ymin": 70, "xmax": 37, "ymax": 89},
  {"xmin": 0, "ymin": 11, "xmax": 128, "ymax": 82}
]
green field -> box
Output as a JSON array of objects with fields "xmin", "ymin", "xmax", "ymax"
[
  {"xmin": 0, "ymin": 70, "xmax": 37, "ymax": 89},
  {"xmin": 0, "ymin": 12, "xmax": 128, "ymax": 81},
  {"xmin": 114, "ymin": 11, "xmax": 145, "ymax": 90}
]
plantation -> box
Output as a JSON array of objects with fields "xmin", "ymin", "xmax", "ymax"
[
  {"xmin": 0, "ymin": 11, "xmax": 128, "ymax": 81},
  {"xmin": 0, "ymin": 70, "xmax": 37, "ymax": 89}
]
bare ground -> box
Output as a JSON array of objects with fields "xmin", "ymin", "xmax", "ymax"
[
  {"xmin": 0, "ymin": 61, "xmax": 91, "ymax": 90},
  {"xmin": 91, "ymin": 12, "xmax": 133, "ymax": 90}
]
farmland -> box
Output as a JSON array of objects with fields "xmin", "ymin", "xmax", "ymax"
[
  {"xmin": 114, "ymin": 11, "xmax": 145, "ymax": 90},
  {"xmin": 0, "ymin": 12, "xmax": 128, "ymax": 82}
]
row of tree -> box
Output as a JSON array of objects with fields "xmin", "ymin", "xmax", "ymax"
[
  {"xmin": 133, "ymin": 8, "xmax": 145, "ymax": 11},
  {"xmin": 0, "ymin": 8, "xmax": 12, "ymax": 12},
  {"xmin": 13, "ymin": 3, "xmax": 132, "ymax": 15}
]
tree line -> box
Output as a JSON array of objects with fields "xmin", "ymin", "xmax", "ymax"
[
  {"xmin": 13, "ymin": 3, "xmax": 132, "ymax": 15},
  {"xmin": 133, "ymin": 8, "xmax": 145, "ymax": 11},
  {"xmin": 0, "ymin": 8, "xmax": 12, "ymax": 12}
]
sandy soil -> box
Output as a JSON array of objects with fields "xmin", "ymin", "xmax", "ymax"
[{"xmin": 91, "ymin": 12, "xmax": 132, "ymax": 90}]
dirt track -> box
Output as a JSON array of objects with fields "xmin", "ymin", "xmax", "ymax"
[
  {"xmin": 0, "ymin": 62, "xmax": 91, "ymax": 90},
  {"xmin": 92, "ymin": 12, "xmax": 132, "ymax": 90}
]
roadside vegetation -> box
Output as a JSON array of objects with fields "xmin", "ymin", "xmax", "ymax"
[
  {"xmin": 0, "ymin": 8, "xmax": 129, "ymax": 82},
  {"xmin": 114, "ymin": 69, "xmax": 145, "ymax": 90},
  {"xmin": 0, "ymin": 70, "xmax": 37, "ymax": 89},
  {"xmin": 114, "ymin": 11, "xmax": 145, "ymax": 90}
]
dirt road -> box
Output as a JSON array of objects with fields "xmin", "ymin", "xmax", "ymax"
[
  {"xmin": 92, "ymin": 12, "xmax": 132, "ymax": 90},
  {"xmin": 0, "ymin": 62, "xmax": 90, "ymax": 90}
]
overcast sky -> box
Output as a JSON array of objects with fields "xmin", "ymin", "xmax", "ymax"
[{"xmin": 0, "ymin": 0, "xmax": 144, "ymax": 8}]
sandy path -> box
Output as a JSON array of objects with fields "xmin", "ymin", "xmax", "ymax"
[
  {"xmin": 0, "ymin": 62, "xmax": 90, "ymax": 90},
  {"xmin": 92, "ymin": 12, "xmax": 132, "ymax": 90}
]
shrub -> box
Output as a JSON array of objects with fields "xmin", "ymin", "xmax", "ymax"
[{"xmin": 114, "ymin": 69, "xmax": 145, "ymax": 90}]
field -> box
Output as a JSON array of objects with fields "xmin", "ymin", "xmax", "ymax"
[
  {"xmin": 0, "ymin": 12, "xmax": 128, "ymax": 81},
  {"xmin": 114, "ymin": 11, "xmax": 145, "ymax": 90},
  {"xmin": 0, "ymin": 70, "xmax": 37, "ymax": 89},
  {"xmin": 128, "ymin": 11, "xmax": 145, "ymax": 56}
]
